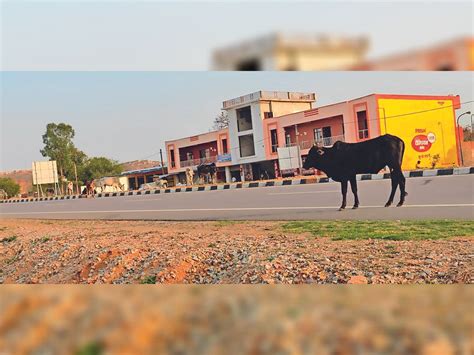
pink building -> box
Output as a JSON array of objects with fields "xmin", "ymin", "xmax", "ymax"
[{"xmin": 165, "ymin": 129, "xmax": 232, "ymax": 184}]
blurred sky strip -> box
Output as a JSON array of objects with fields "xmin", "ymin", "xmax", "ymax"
[{"xmin": 1, "ymin": 1, "xmax": 472, "ymax": 70}]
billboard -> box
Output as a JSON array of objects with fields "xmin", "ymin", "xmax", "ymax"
[
  {"xmin": 277, "ymin": 146, "xmax": 302, "ymax": 170},
  {"xmin": 32, "ymin": 161, "xmax": 59, "ymax": 185}
]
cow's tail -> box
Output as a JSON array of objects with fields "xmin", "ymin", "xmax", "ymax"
[{"xmin": 399, "ymin": 138, "xmax": 405, "ymax": 167}]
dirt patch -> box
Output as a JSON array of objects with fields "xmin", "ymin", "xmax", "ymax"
[{"xmin": 0, "ymin": 219, "xmax": 472, "ymax": 284}]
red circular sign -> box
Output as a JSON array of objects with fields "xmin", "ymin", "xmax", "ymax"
[{"xmin": 411, "ymin": 134, "xmax": 432, "ymax": 152}]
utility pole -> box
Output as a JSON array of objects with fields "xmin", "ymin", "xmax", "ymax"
[
  {"xmin": 34, "ymin": 162, "xmax": 40, "ymax": 198},
  {"xmin": 74, "ymin": 162, "xmax": 79, "ymax": 195},
  {"xmin": 457, "ymin": 112, "xmax": 471, "ymax": 166},
  {"xmin": 159, "ymin": 149, "xmax": 165, "ymax": 171}
]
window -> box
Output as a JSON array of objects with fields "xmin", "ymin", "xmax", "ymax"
[
  {"xmin": 270, "ymin": 129, "xmax": 278, "ymax": 153},
  {"xmin": 314, "ymin": 128, "xmax": 323, "ymax": 143},
  {"xmin": 437, "ymin": 65, "xmax": 453, "ymax": 71},
  {"xmin": 237, "ymin": 106, "xmax": 253, "ymax": 132},
  {"xmin": 239, "ymin": 134, "xmax": 255, "ymax": 157},
  {"xmin": 236, "ymin": 59, "xmax": 261, "ymax": 71},
  {"xmin": 264, "ymin": 111, "xmax": 274, "ymax": 119},
  {"xmin": 222, "ymin": 139, "xmax": 228, "ymax": 154},
  {"xmin": 169, "ymin": 149, "xmax": 175, "ymax": 168},
  {"xmin": 357, "ymin": 111, "xmax": 369, "ymax": 139},
  {"xmin": 322, "ymin": 126, "xmax": 332, "ymax": 138},
  {"xmin": 285, "ymin": 133, "xmax": 292, "ymax": 146}
]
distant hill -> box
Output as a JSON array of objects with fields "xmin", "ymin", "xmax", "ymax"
[{"xmin": 0, "ymin": 170, "xmax": 33, "ymax": 194}]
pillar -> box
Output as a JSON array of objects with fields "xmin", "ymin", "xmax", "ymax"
[{"xmin": 225, "ymin": 166, "xmax": 231, "ymax": 183}]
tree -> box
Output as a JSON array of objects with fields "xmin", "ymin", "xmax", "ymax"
[
  {"xmin": 0, "ymin": 177, "xmax": 20, "ymax": 198},
  {"xmin": 79, "ymin": 157, "xmax": 123, "ymax": 182},
  {"xmin": 40, "ymin": 123, "xmax": 78, "ymax": 181},
  {"xmin": 212, "ymin": 111, "xmax": 229, "ymax": 130}
]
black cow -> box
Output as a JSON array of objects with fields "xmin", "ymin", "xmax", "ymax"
[
  {"xmin": 196, "ymin": 163, "xmax": 217, "ymax": 184},
  {"xmin": 303, "ymin": 134, "xmax": 407, "ymax": 210}
]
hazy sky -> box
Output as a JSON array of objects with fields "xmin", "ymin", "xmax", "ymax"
[
  {"xmin": 2, "ymin": 1, "xmax": 472, "ymax": 70},
  {"xmin": 1, "ymin": 71, "xmax": 472, "ymax": 170}
]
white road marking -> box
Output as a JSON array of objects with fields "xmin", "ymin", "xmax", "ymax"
[
  {"xmin": 268, "ymin": 190, "xmax": 339, "ymax": 195},
  {"xmin": 126, "ymin": 198, "xmax": 162, "ymax": 202},
  {"xmin": 1, "ymin": 204, "xmax": 473, "ymax": 215}
]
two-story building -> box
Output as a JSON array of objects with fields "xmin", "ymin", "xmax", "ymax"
[{"xmin": 165, "ymin": 129, "xmax": 232, "ymax": 185}]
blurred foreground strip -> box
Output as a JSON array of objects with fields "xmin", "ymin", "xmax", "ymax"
[{"xmin": 0, "ymin": 285, "xmax": 473, "ymax": 354}]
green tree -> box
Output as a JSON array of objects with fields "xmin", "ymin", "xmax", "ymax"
[
  {"xmin": 0, "ymin": 177, "xmax": 20, "ymax": 198},
  {"xmin": 40, "ymin": 123, "xmax": 79, "ymax": 181},
  {"xmin": 79, "ymin": 157, "xmax": 123, "ymax": 182}
]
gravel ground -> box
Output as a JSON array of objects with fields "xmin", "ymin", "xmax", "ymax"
[
  {"xmin": 1, "ymin": 219, "xmax": 472, "ymax": 284},
  {"xmin": 1, "ymin": 286, "xmax": 473, "ymax": 354}
]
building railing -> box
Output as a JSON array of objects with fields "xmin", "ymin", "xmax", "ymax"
[
  {"xmin": 223, "ymin": 91, "xmax": 316, "ymax": 109},
  {"xmin": 285, "ymin": 135, "xmax": 345, "ymax": 150},
  {"xmin": 179, "ymin": 156, "xmax": 217, "ymax": 168},
  {"xmin": 358, "ymin": 129, "xmax": 369, "ymax": 139}
]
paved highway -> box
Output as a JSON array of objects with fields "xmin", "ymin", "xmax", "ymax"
[{"xmin": 1, "ymin": 175, "xmax": 473, "ymax": 220}]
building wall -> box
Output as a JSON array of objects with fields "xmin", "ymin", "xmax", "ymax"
[
  {"xmin": 226, "ymin": 98, "xmax": 315, "ymax": 166},
  {"xmin": 262, "ymin": 95, "xmax": 380, "ymax": 160},
  {"xmin": 376, "ymin": 95, "xmax": 461, "ymax": 170},
  {"xmin": 355, "ymin": 37, "xmax": 473, "ymax": 71},
  {"xmin": 260, "ymin": 101, "xmax": 313, "ymax": 117},
  {"xmin": 166, "ymin": 129, "xmax": 230, "ymax": 173},
  {"xmin": 274, "ymin": 48, "xmax": 365, "ymax": 71},
  {"xmin": 283, "ymin": 116, "xmax": 345, "ymax": 147}
]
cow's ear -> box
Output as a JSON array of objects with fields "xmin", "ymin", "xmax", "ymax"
[{"xmin": 317, "ymin": 149, "xmax": 325, "ymax": 155}]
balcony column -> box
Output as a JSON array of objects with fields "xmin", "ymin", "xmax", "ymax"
[{"xmin": 225, "ymin": 166, "xmax": 231, "ymax": 183}]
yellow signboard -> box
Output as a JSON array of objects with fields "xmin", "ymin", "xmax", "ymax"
[{"xmin": 377, "ymin": 97, "xmax": 459, "ymax": 170}]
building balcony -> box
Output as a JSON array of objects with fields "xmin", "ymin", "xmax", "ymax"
[
  {"xmin": 285, "ymin": 135, "xmax": 345, "ymax": 150},
  {"xmin": 179, "ymin": 156, "xmax": 218, "ymax": 168}
]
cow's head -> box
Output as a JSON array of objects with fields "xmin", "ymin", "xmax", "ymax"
[{"xmin": 303, "ymin": 143, "xmax": 326, "ymax": 170}]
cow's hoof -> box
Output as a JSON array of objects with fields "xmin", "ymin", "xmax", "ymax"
[
  {"xmin": 338, "ymin": 207, "xmax": 345, "ymax": 211},
  {"xmin": 352, "ymin": 205, "xmax": 359, "ymax": 210},
  {"xmin": 384, "ymin": 202, "xmax": 392, "ymax": 207},
  {"xmin": 396, "ymin": 202, "xmax": 404, "ymax": 207}
]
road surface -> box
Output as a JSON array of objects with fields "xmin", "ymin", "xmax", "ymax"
[{"xmin": 1, "ymin": 175, "xmax": 473, "ymax": 220}]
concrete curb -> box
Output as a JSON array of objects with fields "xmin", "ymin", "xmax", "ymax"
[{"xmin": 2, "ymin": 167, "xmax": 473, "ymax": 204}]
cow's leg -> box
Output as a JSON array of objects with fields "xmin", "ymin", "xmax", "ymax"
[
  {"xmin": 350, "ymin": 176, "xmax": 359, "ymax": 209},
  {"xmin": 339, "ymin": 180, "xmax": 348, "ymax": 211},
  {"xmin": 385, "ymin": 169, "xmax": 399, "ymax": 207},
  {"xmin": 397, "ymin": 172, "xmax": 407, "ymax": 207}
]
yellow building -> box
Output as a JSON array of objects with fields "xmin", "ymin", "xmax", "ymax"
[{"xmin": 376, "ymin": 94, "xmax": 461, "ymax": 170}]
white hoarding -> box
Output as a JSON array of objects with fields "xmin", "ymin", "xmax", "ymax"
[
  {"xmin": 32, "ymin": 161, "xmax": 59, "ymax": 185},
  {"xmin": 277, "ymin": 146, "xmax": 302, "ymax": 170}
]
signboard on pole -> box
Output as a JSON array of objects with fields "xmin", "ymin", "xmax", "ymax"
[
  {"xmin": 277, "ymin": 146, "xmax": 302, "ymax": 171},
  {"xmin": 32, "ymin": 161, "xmax": 59, "ymax": 185}
]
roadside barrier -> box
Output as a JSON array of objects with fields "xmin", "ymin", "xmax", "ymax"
[{"xmin": 2, "ymin": 166, "xmax": 473, "ymax": 204}]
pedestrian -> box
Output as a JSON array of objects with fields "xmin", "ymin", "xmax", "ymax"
[{"xmin": 67, "ymin": 181, "xmax": 74, "ymax": 195}]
